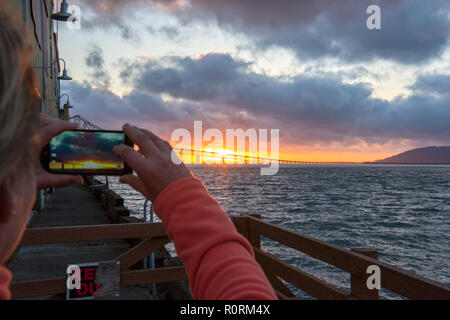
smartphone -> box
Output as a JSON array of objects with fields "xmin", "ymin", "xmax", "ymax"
[{"xmin": 41, "ymin": 130, "xmax": 133, "ymax": 176}]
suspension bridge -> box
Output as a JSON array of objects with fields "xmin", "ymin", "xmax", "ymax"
[{"xmin": 69, "ymin": 115, "xmax": 362, "ymax": 165}]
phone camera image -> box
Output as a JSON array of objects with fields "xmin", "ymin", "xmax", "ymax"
[{"xmin": 44, "ymin": 130, "xmax": 132, "ymax": 176}]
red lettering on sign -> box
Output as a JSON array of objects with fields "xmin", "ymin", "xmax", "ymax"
[
  {"xmin": 77, "ymin": 283, "xmax": 88, "ymax": 296},
  {"xmin": 84, "ymin": 267, "xmax": 96, "ymax": 281}
]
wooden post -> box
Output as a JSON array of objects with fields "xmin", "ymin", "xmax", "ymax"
[
  {"xmin": 232, "ymin": 214, "xmax": 261, "ymax": 249},
  {"xmin": 247, "ymin": 214, "xmax": 261, "ymax": 249},
  {"xmin": 232, "ymin": 215, "xmax": 249, "ymax": 239},
  {"xmin": 351, "ymin": 248, "xmax": 379, "ymax": 300}
]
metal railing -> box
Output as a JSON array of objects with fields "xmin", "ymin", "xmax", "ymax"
[{"xmin": 143, "ymin": 199, "xmax": 156, "ymax": 297}]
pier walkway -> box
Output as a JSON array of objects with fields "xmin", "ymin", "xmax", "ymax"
[{"xmin": 8, "ymin": 184, "xmax": 156, "ymax": 300}]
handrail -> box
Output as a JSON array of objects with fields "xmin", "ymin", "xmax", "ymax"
[
  {"xmin": 248, "ymin": 215, "xmax": 375, "ymax": 273},
  {"xmin": 19, "ymin": 223, "xmax": 168, "ymax": 245},
  {"xmin": 254, "ymin": 248, "xmax": 351, "ymax": 300},
  {"xmin": 236, "ymin": 215, "xmax": 450, "ymax": 300}
]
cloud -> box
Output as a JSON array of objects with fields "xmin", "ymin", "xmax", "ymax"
[
  {"xmin": 69, "ymin": 0, "xmax": 146, "ymax": 43},
  {"xmin": 147, "ymin": 25, "xmax": 182, "ymax": 41},
  {"xmin": 118, "ymin": 24, "xmax": 142, "ymax": 44},
  {"xmin": 85, "ymin": 45, "xmax": 105, "ymax": 68},
  {"xmin": 121, "ymin": 53, "xmax": 450, "ymax": 144},
  {"xmin": 71, "ymin": 0, "xmax": 450, "ymax": 64},
  {"xmin": 189, "ymin": 0, "xmax": 450, "ymax": 64},
  {"xmin": 64, "ymin": 52, "xmax": 450, "ymax": 149},
  {"xmin": 412, "ymin": 74, "xmax": 450, "ymax": 96},
  {"xmin": 84, "ymin": 45, "xmax": 111, "ymax": 87},
  {"xmin": 73, "ymin": 0, "xmax": 181, "ymax": 16},
  {"xmin": 63, "ymin": 81, "xmax": 182, "ymax": 124},
  {"xmin": 61, "ymin": 80, "xmax": 234, "ymax": 139}
]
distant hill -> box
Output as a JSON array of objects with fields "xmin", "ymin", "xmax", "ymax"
[{"xmin": 367, "ymin": 146, "xmax": 450, "ymax": 164}]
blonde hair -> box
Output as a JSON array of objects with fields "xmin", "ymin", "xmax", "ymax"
[{"xmin": 0, "ymin": 8, "xmax": 40, "ymax": 186}]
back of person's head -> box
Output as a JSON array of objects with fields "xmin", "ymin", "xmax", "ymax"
[
  {"xmin": 0, "ymin": 7, "xmax": 39, "ymax": 187},
  {"xmin": 0, "ymin": 7, "xmax": 41, "ymax": 269}
]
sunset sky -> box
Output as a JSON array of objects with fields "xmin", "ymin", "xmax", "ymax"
[{"xmin": 58, "ymin": 0, "xmax": 450, "ymax": 162}]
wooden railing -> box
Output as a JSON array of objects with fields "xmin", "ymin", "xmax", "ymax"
[
  {"xmin": 10, "ymin": 223, "xmax": 187, "ymax": 299},
  {"xmin": 233, "ymin": 214, "xmax": 450, "ymax": 300},
  {"xmin": 11, "ymin": 215, "xmax": 450, "ymax": 300}
]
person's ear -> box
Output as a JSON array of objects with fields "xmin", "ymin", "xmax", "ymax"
[{"xmin": 0, "ymin": 175, "xmax": 18, "ymax": 224}]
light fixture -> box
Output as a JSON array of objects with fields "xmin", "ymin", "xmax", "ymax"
[
  {"xmin": 57, "ymin": 58, "xmax": 72, "ymax": 81},
  {"xmin": 51, "ymin": 0, "xmax": 73, "ymax": 22},
  {"xmin": 54, "ymin": 94, "xmax": 74, "ymax": 120},
  {"xmin": 33, "ymin": 58, "xmax": 73, "ymax": 81},
  {"xmin": 62, "ymin": 102, "xmax": 74, "ymax": 109},
  {"xmin": 58, "ymin": 68, "xmax": 72, "ymax": 81},
  {"xmin": 59, "ymin": 94, "xmax": 74, "ymax": 109}
]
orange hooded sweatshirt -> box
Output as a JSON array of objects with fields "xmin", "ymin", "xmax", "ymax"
[
  {"xmin": 0, "ymin": 265, "xmax": 11, "ymax": 300},
  {"xmin": 153, "ymin": 177, "xmax": 277, "ymax": 300}
]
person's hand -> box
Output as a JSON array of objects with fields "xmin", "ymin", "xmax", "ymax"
[
  {"xmin": 113, "ymin": 124, "xmax": 193, "ymax": 202},
  {"xmin": 34, "ymin": 114, "xmax": 83, "ymax": 189}
]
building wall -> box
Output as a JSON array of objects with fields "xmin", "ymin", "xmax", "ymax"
[{"xmin": 2, "ymin": 0, "xmax": 61, "ymax": 118}]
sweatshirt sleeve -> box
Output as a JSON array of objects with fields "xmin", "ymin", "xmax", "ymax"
[
  {"xmin": 0, "ymin": 265, "xmax": 12, "ymax": 300},
  {"xmin": 153, "ymin": 177, "xmax": 277, "ymax": 300}
]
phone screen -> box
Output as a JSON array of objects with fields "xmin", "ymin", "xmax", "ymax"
[{"xmin": 42, "ymin": 130, "xmax": 132, "ymax": 175}]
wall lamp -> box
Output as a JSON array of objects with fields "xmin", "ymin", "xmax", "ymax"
[
  {"xmin": 59, "ymin": 94, "xmax": 74, "ymax": 109},
  {"xmin": 33, "ymin": 58, "xmax": 73, "ymax": 81},
  {"xmin": 52, "ymin": 0, "xmax": 76, "ymax": 22},
  {"xmin": 48, "ymin": 93, "xmax": 74, "ymax": 110}
]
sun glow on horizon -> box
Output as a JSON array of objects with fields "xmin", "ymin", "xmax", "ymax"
[{"xmin": 169, "ymin": 143, "xmax": 399, "ymax": 164}]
